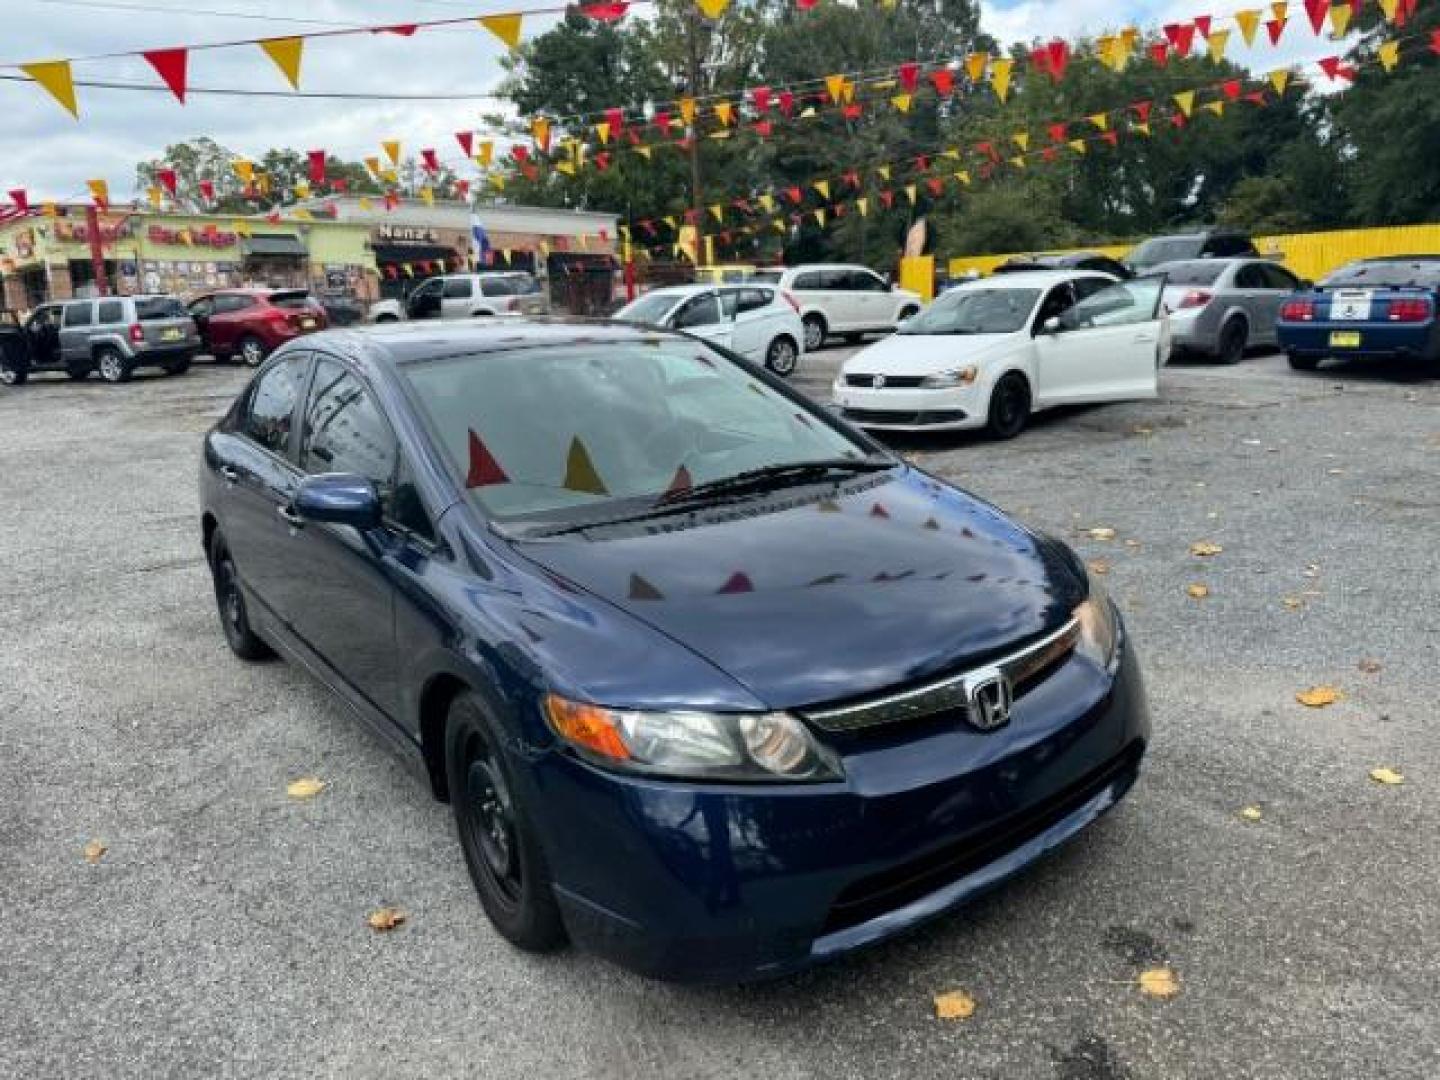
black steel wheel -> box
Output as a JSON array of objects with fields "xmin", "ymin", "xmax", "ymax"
[
  {"xmin": 208, "ymin": 532, "xmax": 273, "ymax": 661},
  {"xmin": 986, "ymin": 371, "xmax": 1031, "ymax": 440},
  {"xmin": 1217, "ymin": 318, "xmax": 1247, "ymax": 365}
]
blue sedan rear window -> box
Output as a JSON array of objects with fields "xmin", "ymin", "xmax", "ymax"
[{"xmin": 1322, "ymin": 261, "xmax": 1440, "ymax": 288}]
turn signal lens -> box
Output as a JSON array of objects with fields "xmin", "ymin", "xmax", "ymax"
[
  {"xmin": 542, "ymin": 695, "xmax": 631, "ymax": 762},
  {"xmin": 1074, "ymin": 577, "xmax": 1121, "ymax": 671}
]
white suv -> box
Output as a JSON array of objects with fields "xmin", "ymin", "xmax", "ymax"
[
  {"xmin": 368, "ymin": 273, "xmax": 547, "ymax": 323},
  {"xmin": 751, "ymin": 264, "xmax": 923, "ymax": 350}
]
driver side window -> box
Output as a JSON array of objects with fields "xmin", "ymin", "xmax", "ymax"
[
  {"xmin": 1062, "ymin": 278, "xmax": 1165, "ymax": 330},
  {"xmin": 673, "ymin": 293, "xmax": 721, "ymax": 329}
]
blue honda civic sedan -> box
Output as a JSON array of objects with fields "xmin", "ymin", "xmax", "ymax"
[{"xmin": 200, "ymin": 321, "xmax": 1149, "ymax": 982}]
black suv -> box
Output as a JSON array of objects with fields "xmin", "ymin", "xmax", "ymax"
[{"xmin": 1125, "ymin": 231, "xmax": 1258, "ymax": 274}]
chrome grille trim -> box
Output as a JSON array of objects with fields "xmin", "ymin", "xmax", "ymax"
[{"xmin": 800, "ymin": 618, "xmax": 1080, "ymax": 733}]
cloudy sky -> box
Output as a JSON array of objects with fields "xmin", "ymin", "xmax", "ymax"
[{"xmin": 1, "ymin": 0, "xmax": 1344, "ymax": 202}]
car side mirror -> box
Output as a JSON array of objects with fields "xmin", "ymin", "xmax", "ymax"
[
  {"xmin": 1042, "ymin": 316, "xmax": 1063, "ymax": 334},
  {"xmin": 294, "ymin": 473, "xmax": 382, "ymax": 529}
]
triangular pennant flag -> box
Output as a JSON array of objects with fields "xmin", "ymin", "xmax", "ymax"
[
  {"xmin": 1009, "ymin": 156, "xmax": 1027, "ymax": 170},
  {"xmin": 1194, "ymin": 15, "xmax": 1214, "ymax": 38},
  {"xmin": 1234, "ymin": 9, "xmax": 1262, "ymax": 44},
  {"xmin": 1377, "ymin": 39, "xmax": 1400, "ymax": 70},
  {"xmin": 812, "ymin": 209, "xmax": 826, "ymax": 227},
  {"xmin": 891, "ymin": 93, "xmax": 912, "ymax": 112},
  {"xmin": 1045, "ymin": 39, "xmax": 1070, "ymax": 81},
  {"xmin": 697, "ymin": 0, "xmax": 730, "ymax": 16},
  {"xmin": 990, "ymin": 58, "xmax": 1013, "ymax": 102},
  {"xmin": 259, "ymin": 37, "xmax": 303, "ymax": 89},
  {"xmin": 714, "ymin": 101, "xmax": 734, "ymax": 126},
  {"xmin": 532, "ymin": 118, "xmax": 551, "ymax": 153},
  {"xmin": 564, "ymin": 437, "xmax": 608, "ymax": 494},
  {"xmin": 382, "ymin": 139, "xmax": 402, "ymax": 165},
  {"xmin": 146, "ymin": 186, "xmax": 162, "ymax": 209},
  {"xmin": 87, "ymin": 179, "xmax": 109, "ymax": 207},
  {"xmin": 1164, "ymin": 22, "xmax": 1197, "ymax": 54},
  {"xmin": 1207, "ymin": 28, "xmax": 1231, "ymax": 60},
  {"xmin": 708, "ymin": 203, "xmax": 724, "ymax": 222},
  {"xmin": 855, "ymin": 197, "xmax": 868, "ymax": 217},
  {"xmin": 930, "ymin": 68, "xmax": 955, "ymax": 95},
  {"xmin": 965, "ymin": 52, "xmax": 988, "ymax": 82},
  {"xmin": 21, "ymin": 61, "xmax": 78, "ymax": 118},
  {"xmin": 877, "ymin": 164, "xmax": 891, "ymax": 180},
  {"xmin": 1318, "ymin": 55, "xmax": 1357, "ymax": 80},
  {"xmin": 1377, "ymin": 0, "xmax": 1399, "ymax": 18},
  {"xmin": 824, "ymin": 74, "xmax": 846, "ymax": 103},
  {"xmin": 1068, "ymin": 138, "xmax": 1088, "ymax": 154},
  {"xmin": 1132, "ymin": 100, "xmax": 1153, "ymax": 123},
  {"xmin": 1174, "ymin": 90, "xmax": 1196, "ymax": 117},
  {"xmin": 1272, "ymin": 0, "xmax": 1289, "ymax": 17},
  {"xmin": 595, "ymin": 121, "xmax": 611, "ymax": 145},
  {"xmin": 143, "ymin": 48, "xmax": 188, "ymax": 103},
  {"xmin": 1088, "ymin": 113, "xmax": 1109, "ymax": 132},
  {"xmin": 1222, "ymin": 78, "xmax": 1243, "ymax": 100},
  {"xmin": 1266, "ymin": 16, "xmax": 1288, "ymax": 43},
  {"xmin": 904, "ymin": 184, "xmax": 917, "ymax": 205},
  {"xmin": 813, "ymin": 179, "xmax": 830, "ymax": 199},
  {"xmin": 1150, "ymin": 40, "xmax": 1170, "ymax": 66},
  {"xmin": 7, "ymin": 188, "xmax": 29, "ymax": 212},
  {"xmin": 1134, "ymin": 121, "xmax": 1151, "ymax": 136},
  {"xmin": 479, "ymin": 14, "xmax": 523, "ymax": 49},
  {"xmin": 233, "ymin": 160, "xmax": 254, "ymax": 184},
  {"xmin": 679, "ymin": 97, "xmax": 697, "ymax": 126},
  {"xmin": 294, "ymin": 181, "xmax": 311, "ymax": 200},
  {"xmin": 581, "ymin": 2, "xmax": 629, "ymax": 20},
  {"xmin": 1203, "ymin": 100, "xmax": 1226, "ymax": 116},
  {"xmin": 1048, "ymin": 122, "xmax": 1068, "ymax": 143},
  {"xmin": 1303, "ymin": 0, "xmax": 1329, "ymax": 32},
  {"xmin": 1328, "ymin": 3, "xmax": 1352, "ymax": 36},
  {"xmin": 1013, "ymin": 131, "xmax": 1030, "ymax": 151},
  {"xmin": 465, "ymin": 429, "xmax": 509, "ymax": 488},
  {"xmin": 628, "ymin": 574, "xmax": 664, "ymax": 601}
]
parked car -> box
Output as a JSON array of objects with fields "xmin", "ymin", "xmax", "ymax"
[
  {"xmin": 200, "ymin": 319, "xmax": 1149, "ymax": 982},
  {"xmin": 367, "ymin": 273, "xmax": 547, "ymax": 323},
  {"xmin": 1158, "ymin": 257, "xmax": 1305, "ymax": 364},
  {"xmin": 1125, "ymin": 230, "xmax": 1257, "ymax": 274},
  {"xmin": 0, "ymin": 295, "xmax": 199, "ymax": 386},
  {"xmin": 613, "ymin": 283, "xmax": 805, "ymax": 375},
  {"xmin": 994, "ymin": 252, "xmax": 1133, "ymax": 280},
  {"xmin": 1276, "ymin": 256, "xmax": 1440, "ymax": 371},
  {"xmin": 187, "ymin": 288, "xmax": 327, "ymax": 367},
  {"xmin": 833, "ymin": 270, "xmax": 1168, "ymax": 438},
  {"xmin": 748, "ymin": 264, "xmax": 923, "ymax": 350},
  {"xmin": 693, "ymin": 264, "xmax": 759, "ymax": 285}
]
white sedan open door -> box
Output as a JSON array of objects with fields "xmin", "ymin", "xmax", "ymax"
[{"xmin": 1034, "ymin": 275, "xmax": 1167, "ymax": 405}]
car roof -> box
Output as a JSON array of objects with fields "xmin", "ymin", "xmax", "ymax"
[
  {"xmin": 629, "ymin": 284, "xmax": 715, "ymax": 300},
  {"xmin": 973, "ymin": 269, "xmax": 1114, "ymax": 287},
  {"xmin": 1153, "ymin": 257, "xmax": 1250, "ymax": 271},
  {"xmin": 325, "ymin": 318, "xmax": 688, "ymax": 370}
]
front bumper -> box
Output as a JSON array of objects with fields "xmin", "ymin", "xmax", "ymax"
[
  {"xmin": 830, "ymin": 383, "xmax": 983, "ymax": 432},
  {"xmin": 527, "ymin": 636, "xmax": 1150, "ymax": 982}
]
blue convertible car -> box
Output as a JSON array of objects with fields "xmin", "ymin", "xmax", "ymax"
[
  {"xmin": 1276, "ymin": 256, "xmax": 1440, "ymax": 371},
  {"xmin": 200, "ymin": 321, "xmax": 1149, "ymax": 982}
]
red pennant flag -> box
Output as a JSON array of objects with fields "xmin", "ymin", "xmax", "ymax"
[
  {"xmin": 465, "ymin": 429, "xmax": 509, "ymax": 488},
  {"xmin": 143, "ymin": 48, "xmax": 188, "ymax": 103},
  {"xmin": 754, "ymin": 119, "xmax": 773, "ymax": 137},
  {"xmin": 665, "ymin": 464, "xmax": 692, "ymax": 496},
  {"xmin": 879, "ymin": 190, "xmax": 895, "ymax": 208},
  {"xmin": 420, "ymin": 148, "xmax": 440, "ymax": 173},
  {"xmin": 778, "ymin": 90, "xmax": 795, "ymax": 117},
  {"xmin": 898, "ymin": 61, "xmax": 920, "ymax": 92},
  {"xmin": 1048, "ymin": 122, "xmax": 1068, "ymax": 143},
  {"xmin": 455, "ymin": 130, "xmax": 474, "ymax": 157},
  {"xmin": 331, "ymin": 179, "xmax": 348, "ymax": 194},
  {"xmin": 1045, "ymin": 40, "xmax": 1070, "ymax": 81},
  {"xmin": 1100, "ymin": 130, "xmax": 1119, "ymax": 147},
  {"xmin": 975, "ymin": 140, "xmax": 997, "ymax": 160},
  {"xmin": 198, "ymin": 180, "xmax": 214, "ymax": 202},
  {"xmin": 453, "ymin": 179, "xmax": 470, "ymax": 199},
  {"xmin": 914, "ymin": 154, "xmax": 930, "ymax": 171},
  {"xmin": 605, "ymin": 107, "xmax": 625, "ymax": 137},
  {"xmin": 1318, "ymin": 56, "xmax": 1357, "ymax": 81},
  {"xmin": 1149, "ymin": 41, "xmax": 1170, "ymax": 66},
  {"xmin": 376, "ymin": 24, "xmax": 418, "ymax": 35},
  {"xmin": 1303, "ymin": 0, "xmax": 1328, "ymax": 33},
  {"xmin": 1245, "ymin": 90, "xmax": 1268, "ymax": 106},
  {"xmin": 1266, "ymin": 17, "xmax": 1286, "ymax": 44},
  {"xmin": 157, "ymin": 168, "xmax": 177, "ymax": 195},
  {"xmin": 581, "ymin": 2, "xmax": 628, "ymax": 20},
  {"xmin": 869, "ymin": 503, "xmax": 890, "ymax": 519},
  {"xmin": 1132, "ymin": 100, "xmax": 1153, "ymax": 123},
  {"xmin": 1221, "ymin": 79, "xmax": 1242, "ymax": 101},
  {"xmin": 841, "ymin": 103, "xmax": 862, "ymax": 120},
  {"xmin": 786, "ymin": 186, "xmax": 803, "ymax": 205},
  {"xmin": 1170, "ymin": 112, "xmax": 1188, "ymax": 129},
  {"xmin": 752, "ymin": 86, "xmax": 771, "ymax": 112},
  {"xmin": 1164, "ymin": 22, "xmax": 1196, "ymax": 54},
  {"xmin": 930, "ymin": 68, "xmax": 955, "ymax": 95},
  {"xmin": 653, "ymin": 109, "xmax": 671, "ymax": 134},
  {"xmin": 717, "ymin": 571, "xmax": 754, "ymax": 595},
  {"xmin": 1193, "ymin": 14, "xmax": 1213, "ymax": 38},
  {"xmin": 7, "ymin": 188, "xmax": 28, "ymax": 212},
  {"xmin": 796, "ymin": 0, "xmax": 819, "ymax": 8},
  {"xmin": 307, "ymin": 149, "xmax": 326, "ymax": 185},
  {"xmin": 511, "ymin": 145, "xmax": 529, "ymax": 163},
  {"xmin": 844, "ymin": 170, "xmax": 862, "ymax": 189},
  {"xmin": 266, "ymin": 210, "xmax": 282, "ymax": 224},
  {"xmin": 926, "ymin": 177, "xmax": 944, "ymax": 197},
  {"xmin": 1042, "ymin": 147, "xmax": 1058, "ymax": 163},
  {"xmin": 1429, "ymin": 27, "xmax": 1440, "ymax": 55}
]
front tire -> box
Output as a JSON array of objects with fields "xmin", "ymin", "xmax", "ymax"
[
  {"xmin": 802, "ymin": 314, "xmax": 827, "ymax": 352},
  {"xmin": 1217, "ymin": 318, "xmax": 1247, "ymax": 365},
  {"xmin": 208, "ymin": 532, "xmax": 273, "ymax": 661},
  {"xmin": 986, "ymin": 372, "xmax": 1031, "ymax": 440},
  {"xmin": 765, "ymin": 335, "xmax": 799, "ymax": 377},
  {"xmin": 445, "ymin": 693, "xmax": 566, "ymax": 953},
  {"xmin": 0, "ymin": 359, "xmax": 28, "ymax": 386},
  {"xmin": 96, "ymin": 347, "xmax": 133, "ymax": 384},
  {"xmin": 238, "ymin": 336, "xmax": 267, "ymax": 368},
  {"xmin": 1288, "ymin": 352, "xmax": 1321, "ymax": 372}
]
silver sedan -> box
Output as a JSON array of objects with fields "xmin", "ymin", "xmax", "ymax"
[{"xmin": 1158, "ymin": 257, "xmax": 1307, "ymax": 364}]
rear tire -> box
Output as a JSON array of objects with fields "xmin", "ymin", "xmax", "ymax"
[
  {"xmin": 208, "ymin": 532, "xmax": 273, "ymax": 661},
  {"xmin": 802, "ymin": 314, "xmax": 827, "ymax": 351},
  {"xmin": 445, "ymin": 693, "xmax": 567, "ymax": 953},
  {"xmin": 238, "ymin": 336, "xmax": 267, "ymax": 368},
  {"xmin": 986, "ymin": 372, "xmax": 1031, "ymax": 440},
  {"xmin": 96, "ymin": 347, "xmax": 133, "ymax": 384},
  {"xmin": 1217, "ymin": 318, "xmax": 1247, "ymax": 365},
  {"xmin": 765, "ymin": 335, "xmax": 799, "ymax": 377},
  {"xmin": 1288, "ymin": 352, "xmax": 1321, "ymax": 372}
]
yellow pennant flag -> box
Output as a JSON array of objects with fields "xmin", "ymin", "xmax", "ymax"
[
  {"xmin": 636, "ymin": 146, "xmax": 652, "ymax": 160},
  {"xmin": 825, "ymin": 74, "xmax": 847, "ymax": 103},
  {"xmin": 381, "ymin": 168, "xmax": 398, "ymax": 184},
  {"xmin": 364, "ymin": 156, "xmax": 381, "ymax": 177},
  {"xmin": 259, "ymin": 37, "xmax": 304, "ymax": 89},
  {"xmin": 1268, "ymin": 68, "xmax": 1291, "ymax": 95},
  {"xmin": 757, "ymin": 193, "xmax": 774, "ymax": 212},
  {"xmin": 679, "ymin": 97, "xmax": 697, "ymax": 126},
  {"xmin": 1174, "ymin": 90, "xmax": 1196, "ymax": 117},
  {"xmin": 714, "ymin": 101, "xmax": 734, "ymax": 126},
  {"xmin": 1068, "ymin": 139, "xmax": 1088, "ymax": 155},
  {"xmin": 1206, "ymin": 28, "xmax": 1231, "ymax": 61},
  {"xmin": 382, "ymin": 140, "xmax": 402, "ymax": 165},
  {"xmin": 891, "ymin": 93, "xmax": 912, "ymax": 112},
  {"xmin": 1328, "ymin": 3, "xmax": 1351, "ymax": 37},
  {"xmin": 965, "ymin": 52, "xmax": 988, "ymax": 82},
  {"xmin": 697, "ymin": 0, "xmax": 730, "ymax": 17},
  {"xmin": 555, "ymin": 161, "xmax": 576, "ymax": 176},
  {"xmin": 1204, "ymin": 100, "xmax": 1226, "ymax": 117},
  {"xmin": 954, "ymin": 170, "xmax": 971, "ymax": 186},
  {"xmin": 595, "ymin": 121, "xmax": 611, "ymax": 145},
  {"xmin": 232, "ymin": 220, "xmax": 252, "ymax": 237},
  {"xmin": 87, "ymin": 178, "xmax": 109, "ymax": 205},
  {"xmin": 1010, "ymin": 156, "xmax": 1027, "ymax": 169},
  {"xmin": 1097, "ymin": 36, "xmax": 1119, "ymax": 71},
  {"xmin": 941, "ymin": 147, "xmax": 962, "ymax": 160},
  {"xmin": 814, "ymin": 179, "xmax": 831, "ymax": 199},
  {"xmin": 1088, "ymin": 113, "xmax": 1108, "ymax": 132},
  {"xmin": 904, "ymin": 184, "xmax": 917, "ymax": 205},
  {"xmin": 1378, "ymin": 40, "xmax": 1400, "ymax": 71},
  {"xmin": 877, "ymin": 164, "xmax": 891, "ymax": 181},
  {"xmin": 489, "ymin": 173, "xmax": 506, "ymax": 192},
  {"xmin": 479, "ymin": 14, "xmax": 523, "ymax": 50},
  {"xmin": 1271, "ymin": 2, "xmax": 1288, "ymax": 19},
  {"xmin": 1013, "ymin": 131, "xmax": 1030, "ymax": 151},
  {"xmin": 663, "ymin": 215, "xmax": 678, "ymax": 230},
  {"xmin": 1378, "ymin": 0, "xmax": 1400, "ymax": 20},
  {"xmin": 232, "ymin": 160, "xmax": 254, "ymax": 184},
  {"xmin": 989, "ymin": 58, "xmax": 1013, "ymax": 103},
  {"xmin": 294, "ymin": 208, "xmax": 314, "ymax": 221},
  {"xmin": 1235, "ymin": 9, "xmax": 1262, "ymax": 45},
  {"xmin": 358, "ymin": 197, "xmax": 373, "ymax": 211},
  {"xmin": 709, "ymin": 203, "xmax": 724, "ymax": 222},
  {"xmin": 772, "ymin": 218, "xmax": 786, "ymax": 234},
  {"xmin": 532, "ymin": 117, "xmax": 551, "ymax": 151},
  {"xmin": 477, "ymin": 141, "xmax": 494, "ymax": 167},
  {"xmin": 856, "ymin": 197, "xmax": 868, "ymax": 217},
  {"xmin": 146, "ymin": 186, "xmax": 162, "ymax": 209},
  {"xmin": 1134, "ymin": 120, "xmax": 1151, "ymax": 136},
  {"xmin": 421, "ymin": 187, "xmax": 435, "ymax": 206},
  {"xmin": 42, "ymin": 202, "xmax": 59, "ymax": 217},
  {"xmin": 21, "ymin": 60, "xmax": 79, "ymax": 118},
  {"xmin": 1121, "ymin": 26, "xmax": 1140, "ymax": 51},
  {"xmin": 294, "ymin": 181, "xmax": 310, "ymax": 199},
  {"xmin": 812, "ymin": 209, "xmax": 826, "ymax": 227}
]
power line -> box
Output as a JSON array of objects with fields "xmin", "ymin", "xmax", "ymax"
[{"xmin": 0, "ymin": 71, "xmax": 510, "ymax": 101}]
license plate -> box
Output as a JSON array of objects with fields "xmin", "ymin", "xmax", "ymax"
[
  {"xmin": 1330, "ymin": 290, "xmax": 1372, "ymax": 321},
  {"xmin": 1329, "ymin": 331, "xmax": 1361, "ymax": 348},
  {"xmin": 300, "ymin": 318, "xmax": 317, "ymax": 329},
  {"xmin": 161, "ymin": 327, "xmax": 182, "ymax": 341}
]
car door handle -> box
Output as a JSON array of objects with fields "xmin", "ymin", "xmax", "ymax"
[
  {"xmin": 276, "ymin": 505, "xmax": 304, "ymax": 529},
  {"xmin": 219, "ymin": 465, "xmax": 241, "ymax": 485}
]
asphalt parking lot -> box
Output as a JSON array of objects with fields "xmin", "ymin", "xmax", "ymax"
[{"xmin": 3, "ymin": 341, "xmax": 1438, "ymax": 1080}]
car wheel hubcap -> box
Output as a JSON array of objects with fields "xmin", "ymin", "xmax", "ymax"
[
  {"xmin": 243, "ymin": 342, "xmax": 263, "ymax": 366},
  {"xmin": 465, "ymin": 754, "xmax": 520, "ymax": 901},
  {"xmin": 805, "ymin": 322, "xmax": 822, "ymax": 349},
  {"xmin": 216, "ymin": 555, "xmax": 243, "ymax": 634},
  {"xmin": 0, "ymin": 368, "xmax": 15, "ymax": 385},
  {"xmin": 101, "ymin": 356, "xmax": 120, "ymax": 380},
  {"xmin": 771, "ymin": 342, "xmax": 795, "ymax": 373}
]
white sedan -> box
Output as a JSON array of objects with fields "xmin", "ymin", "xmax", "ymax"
[
  {"xmin": 614, "ymin": 283, "xmax": 806, "ymax": 376},
  {"xmin": 832, "ymin": 270, "xmax": 1169, "ymax": 439}
]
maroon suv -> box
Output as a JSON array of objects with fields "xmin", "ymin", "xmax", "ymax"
[{"xmin": 187, "ymin": 288, "xmax": 328, "ymax": 366}]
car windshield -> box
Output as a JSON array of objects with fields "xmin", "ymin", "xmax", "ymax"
[
  {"xmin": 615, "ymin": 293, "xmax": 681, "ymax": 325},
  {"xmin": 1129, "ymin": 238, "xmax": 1202, "ymax": 267},
  {"xmin": 1159, "ymin": 261, "xmax": 1226, "ymax": 285},
  {"xmin": 402, "ymin": 338, "xmax": 871, "ymax": 525},
  {"xmin": 898, "ymin": 287, "xmax": 1040, "ymax": 335},
  {"xmin": 134, "ymin": 297, "xmax": 186, "ymax": 320},
  {"xmin": 1322, "ymin": 260, "xmax": 1440, "ymax": 288}
]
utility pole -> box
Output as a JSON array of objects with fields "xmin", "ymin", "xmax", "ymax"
[
  {"xmin": 684, "ymin": 7, "xmax": 704, "ymax": 264},
  {"xmin": 84, "ymin": 204, "xmax": 111, "ymax": 297}
]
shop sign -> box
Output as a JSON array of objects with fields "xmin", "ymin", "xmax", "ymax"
[
  {"xmin": 55, "ymin": 218, "xmax": 133, "ymax": 244},
  {"xmin": 377, "ymin": 224, "xmax": 439, "ymax": 245},
  {"xmin": 147, "ymin": 224, "xmax": 238, "ymax": 248}
]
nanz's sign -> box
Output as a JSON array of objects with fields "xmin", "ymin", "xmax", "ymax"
[
  {"xmin": 377, "ymin": 224, "xmax": 439, "ymax": 245},
  {"xmin": 147, "ymin": 224, "xmax": 238, "ymax": 248}
]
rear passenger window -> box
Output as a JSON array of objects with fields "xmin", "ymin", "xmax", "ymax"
[
  {"xmin": 96, "ymin": 300, "xmax": 123, "ymax": 324},
  {"xmin": 736, "ymin": 288, "xmax": 773, "ymax": 313},
  {"xmin": 1261, "ymin": 264, "xmax": 1300, "ymax": 290},
  {"xmin": 444, "ymin": 278, "xmax": 475, "ymax": 299},
  {"xmin": 243, "ymin": 355, "xmax": 308, "ymax": 459},
  {"xmin": 62, "ymin": 304, "xmax": 93, "ymax": 328},
  {"xmin": 793, "ymin": 272, "xmax": 822, "ymax": 290}
]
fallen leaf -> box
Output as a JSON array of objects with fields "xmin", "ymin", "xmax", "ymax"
[
  {"xmin": 1357, "ymin": 658, "xmax": 1382, "ymax": 674},
  {"xmin": 1088, "ymin": 560, "xmax": 1111, "ymax": 576},
  {"xmin": 1302, "ymin": 563, "xmax": 1320, "ymax": 579},
  {"xmin": 1369, "ymin": 767, "xmax": 1404, "ymax": 786},
  {"xmin": 286, "ymin": 777, "xmax": 327, "ymax": 800},
  {"xmin": 1186, "ymin": 584, "xmax": 1209, "ymax": 600},
  {"xmin": 1295, "ymin": 686, "xmax": 1343, "ymax": 708},
  {"xmin": 1189, "ymin": 541, "xmax": 1223, "ymax": 557},
  {"xmin": 1326, "ymin": 468, "xmax": 1345, "ymax": 476},
  {"xmin": 366, "ymin": 906, "xmax": 407, "ymax": 931},
  {"xmin": 1087, "ymin": 527, "xmax": 1117, "ymax": 541},
  {"xmin": 933, "ymin": 989, "xmax": 977, "ymax": 1020},
  {"xmin": 1282, "ymin": 596, "xmax": 1304, "ymax": 611},
  {"xmin": 1123, "ymin": 539, "xmax": 1142, "ymax": 550},
  {"xmin": 1240, "ymin": 805, "xmax": 1263, "ymax": 822},
  {"xmin": 83, "ymin": 839, "xmax": 107, "ymax": 864},
  {"xmin": 1137, "ymin": 967, "xmax": 1180, "ymax": 999}
]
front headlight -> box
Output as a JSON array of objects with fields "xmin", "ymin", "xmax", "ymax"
[
  {"xmin": 919, "ymin": 365, "xmax": 978, "ymax": 389},
  {"xmin": 543, "ymin": 694, "xmax": 843, "ymax": 782},
  {"xmin": 1073, "ymin": 577, "xmax": 1121, "ymax": 671}
]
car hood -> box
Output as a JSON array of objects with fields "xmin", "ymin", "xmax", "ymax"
[
  {"xmin": 842, "ymin": 331, "xmax": 1021, "ymax": 375},
  {"xmin": 512, "ymin": 470, "xmax": 1084, "ymax": 710}
]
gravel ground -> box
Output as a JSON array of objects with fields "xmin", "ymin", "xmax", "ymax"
[{"xmin": 2, "ymin": 344, "xmax": 1438, "ymax": 1080}]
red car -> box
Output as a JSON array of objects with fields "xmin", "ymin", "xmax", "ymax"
[{"xmin": 187, "ymin": 288, "xmax": 327, "ymax": 366}]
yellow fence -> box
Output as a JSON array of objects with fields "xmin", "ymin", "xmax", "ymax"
[{"xmin": 948, "ymin": 222, "xmax": 1440, "ymax": 283}]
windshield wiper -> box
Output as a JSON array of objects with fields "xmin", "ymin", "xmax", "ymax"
[{"xmin": 657, "ymin": 457, "xmax": 893, "ymax": 506}]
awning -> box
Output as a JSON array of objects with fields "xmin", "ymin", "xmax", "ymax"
[
  {"xmin": 372, "ymin": 242, "xmax": 459, "ymax": 265},
  {"xmin": 243, "ymin": 234, "xmax": 307, "ymax": 257}
]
